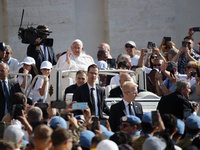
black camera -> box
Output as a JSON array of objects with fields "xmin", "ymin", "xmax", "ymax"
[{"xmin": 18, "ymin": 9, "xmax": 53, "ymax": 46}]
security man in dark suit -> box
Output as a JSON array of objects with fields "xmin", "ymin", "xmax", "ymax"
[
  {"xmin": 109, "ymin": 81, "xmax": 143, "ymax": 132},
  {"xmin": 0, "ymin": 63, "xmax": 22, "ymax": 120},
  {"xmin": 27, "ymin": 25, "xmax": 57, "ymax": 74},
  {"xmin": 157, "ymin": 79, "xmax": 198, "ymax": 120},
  {"xmin": 73, "ymin": 64, "xmax": 110, "ymax": 118}
]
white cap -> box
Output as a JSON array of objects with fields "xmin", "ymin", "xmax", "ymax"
[
  {"xmin": 40, "ymin": 61, "xmax": 52, "ymax": 69},
  {"xmin": 72, "ymin": 39, "xmax": 83, "ymax": 47},
  {"xmin": 97, "ymin": 139, "xmax": 119, "ymax": 150},
  {"xmin": 21, "ymin": 57, "xmax": 35, "ymax": 65},
  {"xmin": 3, "ymin": 125, "xmax": 24, "ymax": 144},
  {"xmin": 125, "ymin": 41, "xmax": 136, "ymax": 47}
]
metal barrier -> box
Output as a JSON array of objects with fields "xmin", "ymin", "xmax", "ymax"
[
  {"xmin": 25, "ymin": 75, "xmax": 46, "ymax": 101},
  {"xmin": 9, "ymin": 72, "xmax": 32, "ymax": 95}
]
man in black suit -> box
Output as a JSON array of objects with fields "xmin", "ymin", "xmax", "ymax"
[
  {"xmin": 109, "ymin": 73, "xmax": 132, "ymax": 98},
  {"xmin": 27, "ymin": 25, "xmax": 57, "ymax": 74},
  {"xmin": 64, "ymin": 70, "xmax": 87, "ymax": 100},
  {"xmin": 109, "ymin": 81, "xmax": 143, "ymax": 132},
  {"xmin": 73, "ymin": 64, "xmax": 110, "ymax": 118},
  {"xmin": 157, "ymin": 79, "xmax": 197, "ymax": 120},
  {"xmin": 0, "ymin": 63, "xmax": 22, "ymax": 120}
]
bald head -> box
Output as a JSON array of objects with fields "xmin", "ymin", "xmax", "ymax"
[
  {"xmin": 98, "ymin": 43, "xmax": 112, "ymax": 59},
  {"xmin": 0, "ymin": 63, "xmax": 9, "ymax": 80},
  {"xmin": 119, "ymin": 73, "xmax": 132, "ymax": 87}
]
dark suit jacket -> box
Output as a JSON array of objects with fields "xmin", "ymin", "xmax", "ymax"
[
  {"xmin": 27, "ymin": 44, "xmax": 57, "ymax": 74},
  {"xmin": 64, "ymin": 84, "xmax": 78, "ymax": 100},
  {"xmin": 73, "ymin": 83, "xmax": 110, "ymax": 118},
  {"xmin": 0, "ymin": 80, "xmax": 22, "ymax": 120},
  {"xmin": 157, "ymin": 91, "xmax": 192, "ymax": 120},
  {"xmin": 109, "ymin": 100, "xmax": 143, "ymax": 132},
  {"xmin": 109, "ymin": 86, "xmax": 123, "ymax": 98}
]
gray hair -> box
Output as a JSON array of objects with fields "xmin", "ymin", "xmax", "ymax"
[
  {"xmin": 116, "ymin": 54, "xmax": 131, "ymax": 64},
  {"xmin": 5, "ymin": 45, "xmax": 12, "ymax": 52},
  {"xmin": 175, "ymin": 79, "xmax": 189, "ymax": 92},
  {"xmin": 27, "ymin": 106, "xmax": 43, "ymax": 124}
]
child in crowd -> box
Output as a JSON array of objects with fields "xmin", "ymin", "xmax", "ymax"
[{"xmin": 31, "ymin": 61, "xmax": 52, "ymax": 102}]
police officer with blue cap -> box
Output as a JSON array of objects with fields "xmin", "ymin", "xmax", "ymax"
[
  {"xmin": 0, "ymin": 42, "xmax": 6, "ymax": 63},
  {"xmin": 120, "ymin": 115, "xmax": 141, "ymax": 141},
  {"xmin": 177, "ymin": 114, "xmax": 200, "ymax": 148}
]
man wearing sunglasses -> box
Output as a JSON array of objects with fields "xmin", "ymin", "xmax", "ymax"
[
  {"xmin": 172, "ymin": 36, "xmax": 200, "ymax": 74},
  {"xmin": 124, "ymin": 41, "xmax": 140, "ymax": 66},
  {"xmin": 120, "ymin": 115, "xmax": 141, "ymax": 141}
]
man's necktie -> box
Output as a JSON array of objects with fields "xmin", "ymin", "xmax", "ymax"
[
  {"xmin": 91, "ymin": 88, "xmax": 96, "ymax": 115},
  {"xmin": 128, "ymin": 103, "xmax": 134, "ymax": 115},
  {"xmin": 3, "ymin": 80, "xmax": 10, "ymax": 113}
]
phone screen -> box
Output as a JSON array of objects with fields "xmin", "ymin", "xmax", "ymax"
[
  {"xmin": 193, "ymin": 27, "xmax": 200, "ymax": 32},
  {"xmin": 72, "ymin": 102, "xmax": 88, "ymax": 110},
  {"xmin": 51, "ymin": 101, "xmax": 66, "ymax": 109},
  {"xmin": 151, "ymin": 110, "xmax": 159, "ymax": 126},
  {"xmin": 92, "ymin": 117, "xmax": 99, "ymax": 131}
]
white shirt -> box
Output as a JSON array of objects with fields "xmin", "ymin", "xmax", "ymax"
[
  {"xmin": 123, "ymin": 99, "xmax": 135, "ymax": 115},
  {"xmin": 131, "ymin": 55, "xmax": 140, "ymax": 66},
  {"xmin": 96, "ymin": 60, "xmax": 108, "ymax": 69},
  {"xmin": 31, "ymin": 77, "xmax": 49, "ymax": 102},
  {"xmin": 87, "ymin": 83, "xmax": 99, "ymax": 116},
  {"xmin": 7, "ymin": 57, "xmax": 19, "ymax": 72}
]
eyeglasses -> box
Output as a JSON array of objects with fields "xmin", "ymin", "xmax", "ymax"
[
  {"xmin": 89, "ymin": 72, "xmax": 98, "ymax": 76},
  {"xmin": 6, "ymin": 52, "xmax": 10, "ymax": 55},
  {"xmin": 120, "ymin": 124, "xmax": 130, "ymax": 128},
  {"xmin": 153, "ymin": 64, "xmax": 161, "ymax": 67},
  {"xmin": 125, "ymin": 45, "xmax": 135, "ymax": 49},
  {"xmin": 126, "ymin": 91, "xmax": 138, "ymax": 95},
  {"xmin": 186, "ymin": 42, "xmax": 191, "ymax": 45}
]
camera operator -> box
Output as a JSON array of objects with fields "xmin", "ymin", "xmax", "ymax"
[{"xmin": 27, "ymin": 25, "xmax": 57, "ymax": 74}]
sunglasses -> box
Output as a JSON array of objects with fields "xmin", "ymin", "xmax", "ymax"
[
  {"xmin": 125, "ymin": 45, "xmax": 135, "ymax": 49},
  {"xmin": 152, "ymin": 56, "xmax": 157, "ymax": 59},
  {"xmin": 6, "ymin": 52, "xmax": 10, "ymax": 55},
  {"xmin": 153, "ymin": 64, "xmax": 161, "ymax": 67},
  {"xmin": 120, "ymin": 124, "xmax": 130, "ymax": 128},
  {"xmin": 187, "ymin": 42, "xmax": 191, "ymax": 45}
]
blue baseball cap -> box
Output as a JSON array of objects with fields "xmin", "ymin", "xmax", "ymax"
[
  {"xmin": 186, "ymin": 114, "xmax": 200, "ymax": 130},
  {"xmin": 75, "ymin": 115, "xmax": 86, "ymax": 122},
  {"xmin": 120, "ymin": 115, "xmax": 141, "ymax": 124},
  {"xmin": 177, "ymin": 119, "xmax": 185, "ymax": 134},
  {"xmin": 142, "ymin": 112, "xmax": 152, "ymax": 123},
  {"xmin": 102, "ymin": 131, "xmax": 114, "ymax": 138},
  {"xmin": 0, "ymin": 42, "xmax": 6, "ymax": 51},
  {"xmin": 80, "ymin": 130, "xmax": 95, "ymax": 149},
  {"xmin": 50, "ymin": 116, "xmax": 67, "ymax": 129}
]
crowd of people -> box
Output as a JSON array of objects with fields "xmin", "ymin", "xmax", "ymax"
[{"xmin": 0, "ymin": 25, "xmax": 200, "ymax": 150}]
